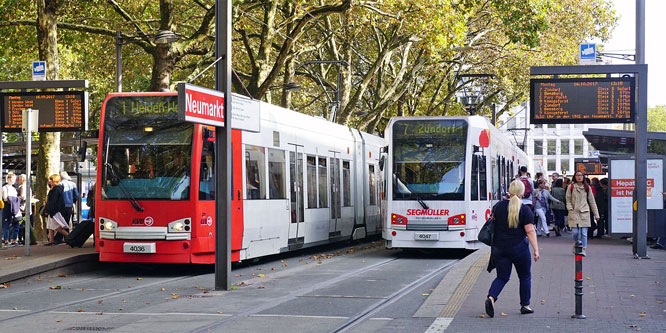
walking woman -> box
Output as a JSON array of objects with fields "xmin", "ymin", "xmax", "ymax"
[
  {"xmin": 566, "ymin": 171, "xmax": 600, "ymax": 256},
  {"xmin": 485, "ymin": 179, "xmax": 540, "ymax": 318},
  {"xmin": 44, "ymin": 174, "xmax": 69, "ymax": 245}
]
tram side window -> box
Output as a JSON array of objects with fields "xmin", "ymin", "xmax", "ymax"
[
  {"xmin": 343, "ymin": 160, "xmax": 351, "ymax": 206},
  {"xmin": 307, "ymin": 156, "xmax": 317, "ymax": 208},
  {"xmin": 245, "ymin": 145, "xmax": 266, "ymax": 199},
  {"xmin": 479, "ymin": 155, "xmax": 487, "ymax": 200},
  {"xmin": 368, "ymin": 164, "xmax": 377, "ymax": 205},
  {"xmin": 268, "ymin": 149, "xmax": 286, "ymax": 199},
  {"xmin": 199, "ymin": 141, "xmax": 215, "ymax": 200},
  {"xmin": 471, "ymin": 155, "xmax": 479, "ymax": 200},
  {"xmin": 491, "ymin": 156, "xmax": 499, "ymax": 200},
  {"xmin": 318, "ymin": 157, "xmax": 328, "ymax": 207}
]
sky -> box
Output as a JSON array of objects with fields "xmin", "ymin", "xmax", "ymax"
[{"xmin": 599, "ymin": 0, "xmax": 665, "ymax": 106}]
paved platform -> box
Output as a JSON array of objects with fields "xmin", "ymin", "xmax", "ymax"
[
  {"xmin": 0, "ymin": 238, "xmax": 97, "ymax": 284},
  {"xmin": 425, "ymin": 233, "xmax": 666, "ymax": 332}
]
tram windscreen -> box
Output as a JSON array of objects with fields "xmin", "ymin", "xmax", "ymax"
[
  {"xmin": 101, "ymin": 95, "xmax": 193, "ymax": 201},
  {"xmin": 392, "ymin": 119, "xmax": 467, "ymax": 200}
]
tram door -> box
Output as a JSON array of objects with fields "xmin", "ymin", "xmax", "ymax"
[
  {"xmin": 329, "ymin": 152, "xmax": 342, "ymax": 238},
  {"xmin": 288, "ymin": 144, "xmax": 305, "ymax": 248}
]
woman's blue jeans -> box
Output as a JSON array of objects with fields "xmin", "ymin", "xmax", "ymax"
[
  {"xmin": 488, "ymin": 238, "xmax": 532, "ymax": 306},
  {"xmin": 572, "ymin": 227, "xmax": 588, "ymax": 248}
]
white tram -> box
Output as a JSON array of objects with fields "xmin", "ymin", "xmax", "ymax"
[
  {"xmin": 380, "ymin": 116, "xmax": 529, "ymax": 250},
  {"xmin": 237, "ymin": 101, "xmax": 385, "ymax": 259}
]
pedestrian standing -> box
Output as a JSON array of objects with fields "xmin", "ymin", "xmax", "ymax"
[
  {"xmin": 2, "ymin": 173, "xmax": 20, "ymax": 247},
  {"xmin": 518, "ymin": 166, "xmax": 535, "ymax": 213},
  {"xmin": 485, "ymin": 180, "xmax": 539, "ymax": 318},
  {"xmin": 45, "ymin": 174, "xmax": 69, "ymax": 245},
  {"xmin": 566, "ymin": 171, "xmax": 600, "ymax": 256},
  {"xmin": 59, "ymin": 171, "xmax": 79, "ymax": 225},
  {"xmin": 550, "ymin": 179, "xmax": 567, "ymax": 236}
]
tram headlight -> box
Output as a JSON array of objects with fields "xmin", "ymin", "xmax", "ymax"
[
  {"xmin": 168, "ymin": 218, "xmax": 192, "ymax": 233},
  {"xmin": 100, "ymin": 219, "xmax": 117, "ymax": 231}
]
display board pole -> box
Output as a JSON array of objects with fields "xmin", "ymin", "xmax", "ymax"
[
  {"xmin": 22, "ymin": 108, "xmax": 38, "ymax": 256},
  {"xmin": 214, "ymin": 0, "xmax": 232, "ymax": 291},
  {"xmin": 634, "ymin": 0, "xmax": 648, "ymax": 258}
]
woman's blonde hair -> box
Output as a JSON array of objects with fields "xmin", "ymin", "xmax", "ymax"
[
  {"xmin": 508, "ymin": 179, "xmax": 525, "ymax": 228},
  {"xmin": 49, "ymin": 174, "xmax": 61, "ymax": 186}
]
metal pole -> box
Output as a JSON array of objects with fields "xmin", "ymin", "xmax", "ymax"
[
  {"xmin": 214, "ymin": 0, "xmax": 232, "ymax": 291},
  {"xmin": 116, "ymin": 30, "xmax": 122, "ymax": 93},
  {"xmin": 572, "ymin": 226, "xmax": 585, "ymax": 319},
  {"xmin": 634, "ymin": 0, "xmax": 648, "ymax": 258},
  {"xmin": 24, "ymin": 110, "xmax": 33, "ymax": 256}
]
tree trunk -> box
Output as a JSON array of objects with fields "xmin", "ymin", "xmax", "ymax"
[
  {"xmin": 149, "ymin": 45, "xmax": 172, "ymax": 91},
  {"xmin": 35, "ymin": 0, "xmax": 61, "ymax": 241}
]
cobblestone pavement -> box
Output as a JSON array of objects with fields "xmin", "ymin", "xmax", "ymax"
[{"xmin": 444, "ymin": 234, "xmax": 666, "ymax": 332}]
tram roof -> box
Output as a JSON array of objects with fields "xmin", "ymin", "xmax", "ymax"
[{"xmin": 583, "ymin": 128, "xmax": 666, "ymax": 162}]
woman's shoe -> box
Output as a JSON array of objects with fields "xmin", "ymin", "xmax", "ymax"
[
  {"xmin": 44, "ymin": 242, "xmax": 55, "ymax": 246},
  {"xmin": 520, "ymin": 306, "xmax": 534, "ymax": 314},
  {"xmin": 485, "ymin": 296, "xmax": 495, "ymax": 318}
]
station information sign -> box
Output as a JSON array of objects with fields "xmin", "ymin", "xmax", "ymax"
[
  {"xmin": 574, "ymin": 158, "xmax": 604, "ymax": 175},
  {"xmin": 1, "ymin": 91, "xmax": 88, "ymax": 132},
  {"xmin": 530, "ymin": 77, "xmax": 634, "ymax": 124}
]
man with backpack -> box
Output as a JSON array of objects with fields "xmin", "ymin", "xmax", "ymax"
[{"xmin": 519, "ymin": 166, "xmax": 536, "ymax": 213}]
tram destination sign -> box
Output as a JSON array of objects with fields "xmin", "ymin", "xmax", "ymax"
[
  {"xmin": 1, "ymin": 91, "xmax": 88, "ymax": 132},
  {"xmin": 530, "ymin": 77, "xmax": 635, "ymax": 124}
]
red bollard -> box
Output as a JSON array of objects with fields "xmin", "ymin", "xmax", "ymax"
[{"xmin": 572, "ymin": 231, "xmax": 586, "ymax": 319}]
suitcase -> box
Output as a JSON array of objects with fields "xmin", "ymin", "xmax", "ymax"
[{"xmin": 66, "ymin": 219, "xmax": 94, "ymax": 248}]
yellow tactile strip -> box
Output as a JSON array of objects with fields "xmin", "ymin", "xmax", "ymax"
[{"xmin": 438, "ymin": 252, "xmax": 489, "ymax": 318}]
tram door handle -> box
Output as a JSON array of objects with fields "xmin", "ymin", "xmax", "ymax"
[{"xmin": 237, "ymin": 190, "xmax": 241, "ymax": 200}]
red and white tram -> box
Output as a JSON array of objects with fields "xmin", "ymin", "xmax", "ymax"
[
  {"xmin": 95, "ymin": 92, "xmax": 384, "ymax": 263},
  {"xmin": 380, "ymin": 116, "xmax": 529, "ymax": 250}
]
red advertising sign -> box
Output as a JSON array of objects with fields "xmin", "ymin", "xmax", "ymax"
[{"xmin": 177, "ymin": 83, "xmax": 225, "ymax": 127}]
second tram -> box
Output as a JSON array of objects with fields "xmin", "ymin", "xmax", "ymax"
[{"xmin": 381, "ymin": 116, "xmax": 529, "ymax": 250}]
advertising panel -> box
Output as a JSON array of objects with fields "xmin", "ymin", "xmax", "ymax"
[{"xmin": 609, "ymin": 159, "xmax": 664, "ymax": 234}]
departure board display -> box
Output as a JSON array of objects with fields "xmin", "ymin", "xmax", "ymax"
[
  {"xmin": 1, "ymin": 91, "xmax": 88, "ymax": 132},
  {"xmin": 575, "ymin": 158, "xmax": 605, "ymax": 175},
  {"xmin": 530, "ymin": 77, "xmax": 634, "ymax": 124}
]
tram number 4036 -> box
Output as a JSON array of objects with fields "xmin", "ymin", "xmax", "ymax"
[
  {"xmin": 123, "ymin": 243, "xmax": 156, "ymax": 253},
  {"xmin": 414, "ymin": 233, "xmax": 439, "ymax": 241}
]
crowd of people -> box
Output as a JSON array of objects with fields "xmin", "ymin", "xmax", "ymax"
[
  {"xmin": 515, "ymin": 168, "xmax": 610, "ymax": 247},
  {"xmin": 0, "ymin": 171, "xmax": 82, "ymax": 248}
]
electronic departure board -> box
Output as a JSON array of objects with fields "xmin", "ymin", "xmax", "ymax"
[
  {"xmin": 1, "ymin": 91, "xmax": 88, "ymax": 132},
  {"xmin": 575, "ymin": 158, "xmax": 605, "ymax": 175},
  {"xmin": 530, "ymin": 77, "xmax": 635, "ymax": 124}
]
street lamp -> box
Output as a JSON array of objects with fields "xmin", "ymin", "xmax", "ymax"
[
  {"xmin": 456, "ymin": 73, "xmax": 495, "ymax": 124},
  {"xmin": 115, "ymin": 30, "xmax": 179, "ymax": 92}
]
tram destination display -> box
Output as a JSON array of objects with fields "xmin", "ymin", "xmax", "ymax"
[
  {"xmin": 530, "ymin": 77, "xmax": 634, "ymax": 124},
  {"xmin": 1, "ymin": 91, "xmax": 88, "ymax": 132}
]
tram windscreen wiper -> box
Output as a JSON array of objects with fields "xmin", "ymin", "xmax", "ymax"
[
  {"xmin": 394, "ymin": 174, "xmax": 429, "ymax": 210},
  {"xmin": 104, "ymin": 163, "xmax": 144, "ymax": 212}
]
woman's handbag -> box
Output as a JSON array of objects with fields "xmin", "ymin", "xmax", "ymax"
[{"xmin": 478, "ymin": 208, "xmax": 495, "ymax": 246}]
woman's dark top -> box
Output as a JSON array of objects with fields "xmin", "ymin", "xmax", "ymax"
[
  {"xmin": 45, "ymin": 184, "xmax": 66, "ymax": 217},
  {"xmin": 492, "ymin": 200, "xmax": 534, "ymax": 248}
]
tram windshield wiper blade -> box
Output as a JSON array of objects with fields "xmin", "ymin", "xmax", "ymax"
[
  {"xmin": 394, "ymin": 174, "xmax": 429, "ymax": 210},
  {"xmin": 105, "ymin": 163, "xmax": 144, "ymax": 212}
]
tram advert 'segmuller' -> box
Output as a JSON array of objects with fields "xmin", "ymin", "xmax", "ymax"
[{"xmin": 530, "ymin": 77, "xmax": 635, "ymax": 124}]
